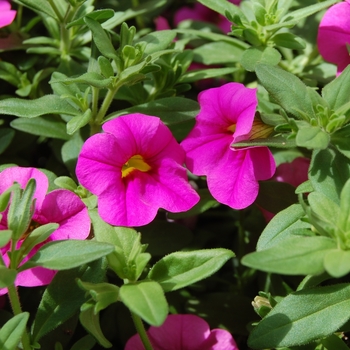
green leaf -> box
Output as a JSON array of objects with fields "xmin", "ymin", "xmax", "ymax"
[
  {"xmin": 240, "ymin": 47, "xmax": 281, "ymax": 72},
  {"xmin": 179, "ymin": 67, "xmax": 237, "ymax": 83},
  {"xmin": 255, "ymin": 64, "xmax": 315, "ymax": 120},
  {"xmin": 79, "ymin": 308, "xmax": 112, "ymax": 348},
  {"xmin": 55, "ymin": 72, "xmax": 113, "ymax": 89},
  {"xmin": 197, "ymin": 0, "xmax": 244, "ymax": 18},
  {"xmin": 148, "ymin": 249, "xmax": 235, "ymax": 292},
  {"xmin": 248, "ymin": 283, "xmax": 350, "ymax": 348},
  {"xmin": 61, "ymin": 132, "xmax": 84, "ymax": 174},
  {"xmin": 135, "ymin": 30, "xmax": 176, "ymax": 55},
  {"xmin": 0, "ymin": 61, "xmax": 21, "ymax": 86},
  {"xmin": 0, "ymin": 267, "xmax": 17, "ymax": 289},
  {"xmin": 296, "ymin": 125, "xmax": 330, "ymax": 150},
  {"xmin": 70, "ymin": 335, "xmax": 96, "ymax": 350},
  {"xmin": 11, "ymin": 116, "xmax": 70, "ymax": 140},
  {"xmin": 18, "ymin": 240, "xmax": 114, "ymax": 271},
  {"xmin": 324, "ymin": 249, "xmax": 350, "ymax": 278},
  {"xmin": 0, "ymin": 230, "xmax": 12, "ymax": 249},
  {"xmin": 19, "ymin": 223, "xmax": 59, "ymax": 259},
  {"xmin": 242, "ymin": 236, "xmax": 336, "ymax": 275},
  {"xmin": 98, "ymin": 56, "xmax": 114, "ymax": 78},
  {"xmin": 193, "ymin": 41, "xmax": 244, "ymax": 65},
  {"xmin": 323, "ymin": 64, "xmax": 350, "ymax": 113},
  {"xmin": 263, "ymin": 0, "xmax": 340, "ymax": 31},
  {"xmin": 232, "ymin": 135, "xmax": 296, "ymax": 149},
  {"xmin": 320, "ymin": 333, "xmax": 350, "ymax": 350},
  {"xmin": 32, "ymin": 259, "xmax": 107, "ymax": 342},
  {"xmin": 84, "ymin": 17, "xmax": 117, "ymax": 60},
  {"xmin": 66, "ymin": 9, "xmax": 115, "ymax": 28},
  {"xmin": 119, "ymin": 281, "xmax": 168, "ymax": 326},
  {"xmin": 0, "ymin": 312, "xmax": 29, "ymax": 350},
  {"xmin": 271, "ymin": 32, "xmax": 306, "ymax": 50},
  {"xmin": 331, "ymin": 124, "xmax": 350, "ymax": 160},
  {"xmin": 257, "ymin": 204, "xmax": 309, "ymax": 250},
  {"xmin": 0, "ymin": 95, "xmax": 80, "ymax": 118},
  {"xmin": 67, "ymin": 109, "xmax": 92, "ymax": 135},
  {"xmin": 0, "ymin": 128, "xmax": 15, "ymax": 155},
  {"xmin": 309, "ymin": 148, "xmax": 350, "ymax": 204},
  {"xmin": 337, "ymin": 179, "xmax": 350, "ymax": 242},
  {"xmin": 16, "ymin": 0, "xmax": 58, "ymax": 19}
]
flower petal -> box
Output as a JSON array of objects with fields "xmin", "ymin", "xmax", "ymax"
[
  {"xmin": 36, "ymin": 189, "xmax": 90, "ymax": 240},
  {"xmin": 0, "ymin": 167, "xmax": 49, "ymax": 209},
  {"xmin": 317, "ymin": 1, "xmax": 350, "ymax": 74},
  {"xmin": 203, "ymin": 329, "xmax": 239, "ymax": 350}
]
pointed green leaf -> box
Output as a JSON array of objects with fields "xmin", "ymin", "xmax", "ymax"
[
  {"xmin": 296, "ymin": 126, "xmax": 330, "ymax": 150},
  {"xmin": 241, "ymin": 47, "xmax": 281, "ymax": 72},
  {"xmin": 331, "ymin": 124, "xmax": 350, "ymax": 160},
  {"xmin": 18, "ymin": 240, "xmax": 114, "ymax": 271},
  {"xmin": 148, "ymin": 249, "xmax": 234, "ymax": 292},
  {"xmin": 242, "ymin": 236, "xmax": 336, "ymax": 275},
  {"xmin": 256, "ymin": 64, "xmax": 315, "ymax": 120},
  {"xmin": 11, "ymin": 116, "xmax": 70, "ymax": 140},
  {"xmin": 0, "ymin": 230, "xmax": 12, "ymax": 249},
  {"xmin": 79, "ymin": 308, "xmax": 112, "ymax": 348},
  {"xmin": 55, "ymin": 72, "xmax": 113, "ymax": 89},
  {"xmin": 0, "ymin": 95, "xmax": 80, "ymax": 118},
  {"xmin": 135, "ymin": 30, "xmax": 176, "ymax": 55},
  {"xmin": 248, "ymin": 284, "xmax": 350, "ymax": 348},
  {"xmin": 0, "ymin": 128, "xmax": 15, "ymax": 155},
  {"xmin": 66, "ymin": 9, "xmax": 115, "ymax": 28},
  {"xmin": 119, "ymin": 281, "xmax": 168, "ymax": 326},
  {"xmin": 16, "ymin": 0, "xmax": 58, "ymax": 19},
  {"xmin": 257, "ymin": 204, "xmax": 308, "ymax": 250},
  {"xmin": 67, "ymin": 109, "xmax": 92, "ymax": 135},
  {"xmin": 0, "ymin": 312, "xmax": 29, "ymax": 350},
  {"xmin": 32, "ymin": 259, "xmax": 107, "ymax": 342}
]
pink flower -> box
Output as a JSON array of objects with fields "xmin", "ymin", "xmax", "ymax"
[
  {"xmin": 0, "ymin": 0, "xmax": 16, "ymax": 28},
  {"xmin": 76, "ymin": 114, "xmax": 200, "ymax": 227},
  {"xmin": 317, "ymin": 0, "xmax": 350, "ymax": 75},
  {"xmin": 174, "ymin": 0, "xmax": 241, "ymax": 33},
  {"xmin": 125, "ymin": 314, "xmax": 239, "ymax": 350},
  {"xmin": 181, "ymin": 83, "xmax": 276, "ymax": 209},
  {"xmin": 0, "ymin": 167, "xmax": 90, "ymax": 295}
]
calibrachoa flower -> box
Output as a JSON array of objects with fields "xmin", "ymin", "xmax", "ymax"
[
  {"xmin": 76, "ymin": 113, "xmax": 200, "ymax": 227},
  {"xmin": 125, "ymin": 314, "xmax": 239, "ymax": 350},
  {"xmin": 0, "ymin": 0, "xmax": 16, "ymax": 28},
  {"xmin": 181, "ymin": 83, "xmax": 276, "ymax": 209},
  {"xmin": 0, "ymin": 167, "xmax": 90, "ymax": 295},
  {"xmin": 317, "ymin": 0, "xmax": 350, "ymax": 75}
]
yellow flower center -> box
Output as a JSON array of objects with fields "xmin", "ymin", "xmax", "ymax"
[
  {"xmin": 227, "ymin": 124, "xmax": 236, "ymax": 133},
  {"xmin": 122, "ymin": 155, "xmax": 151, "ymax": 178}
]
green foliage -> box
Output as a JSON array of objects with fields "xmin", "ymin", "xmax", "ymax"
[{"xmin": 0, "ymin": 312, "xmax": 29, "ymax": 350}]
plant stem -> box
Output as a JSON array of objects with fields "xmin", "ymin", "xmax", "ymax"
[
  {"xmin": 8, "ymin": 284, "xmax": 32, "ymax": 350},
  {"xmin": 130, "ymin": 312, "xmax": 154, "ymax": 350}
]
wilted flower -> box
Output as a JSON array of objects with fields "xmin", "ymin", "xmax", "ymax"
[
  {"xmin": 0, "ymin": 167, "xmax": 90, "ymax": 295},
  {"xmin": 125, "ymin": 314, "xmax": 239, "ymax": 350},
  {"xmin": 181, "ymin": 83, "xmax": 275, "ymax": 209},
  {"xmin": 0, "ymin": 0, "xmax": 16, "ymax": 28},
  {"xmin": 76, "ymin": 113, "xmax": 200, "ymax": 227},
  {"xmin": 317, "ymin": 0, "xmax": 350, "ymax": 75}
]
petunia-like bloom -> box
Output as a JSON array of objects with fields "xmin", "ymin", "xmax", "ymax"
[
  {"xmin": 174, "ymin": 0, "xmax": 241, "ymax": 33},
  {"xmin": 125, "ymin": 314, "xmax": 239, "ymax": 350},
  {"xmin": 317, "ymin": 0, "xmax": 350, "ymax": 75},
  {"xmin": 0, "ymin": 0, "xmax": 16, "ymax": 28},
  {"xmin": 0, "ymin": 167, "xmax": 90, "ymax": 295},
  {"xmin": 76, "ymin": 113, "xmax": 200, "ymax": 227},
  {"xmin": 181, "ymin": 83, "xmax": 276, "ymax": 210}
]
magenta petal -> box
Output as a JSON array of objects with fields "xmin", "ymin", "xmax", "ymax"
[
  {"xmin": 36, "ymin": 189, "xmax": 90, "ymax": 240},
  {"xmin": 317, "ymin": 1, "xmax": 350, "ymax": 73},
  {"xmin": 147, "ymin": 314, "xmax": 211, "ymax": 349},
  {"xmin": 203, "ymin": 329, "xmax": 239, "ymax": 350},
  {"xmin": 0, "ymin": 167, "xmax": 49, "ymax": 208},
  {"xmin": 0, "ymin": 1, "xmax": 16, "ymax": 28}
]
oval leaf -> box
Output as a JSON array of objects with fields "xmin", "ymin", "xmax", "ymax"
[
  {"xmin": 248, "ymin": 284, "xmax": 350, "ymax": 348},
  {"xmin": 18, "ymin": 240, "xmax": 114, "ymax": 271},
  {"xmin": 0, "ymin": 312, "xmax": 29, "ymax": 350},
  {"xmin": 148, "ymin": 248, "xmax": 234, "ymax": 292},
  {"xmin": 119, "ymin": 281, "xmax": 168, "ymax": 326}
]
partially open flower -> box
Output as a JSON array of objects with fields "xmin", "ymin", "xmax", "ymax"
[
  {"xmin": 0, "ymin": 167, "xmax": 90, "ymax": 295},
  {"xmin": 125, "ymin": 314, "xmax": 239, "ymax": 350},
  {"xmin": 76, "ymin": 113, "xmax": 200, "ymax": 227},
  {"xmin": 317, "ymin": 0, "xmax": 350, "ymax": 75},
  {"xmin": 0, "ymin": 0, "xmax": 16, "ymax": 28}
]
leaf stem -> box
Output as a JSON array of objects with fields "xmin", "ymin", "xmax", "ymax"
[
  {"xmin": 8, "ymin": 284, "xmax": 32, "ymax": 350},
  {"xmin": 130, "ymin": 311, "xmax": 154, "ymax": 350}
]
